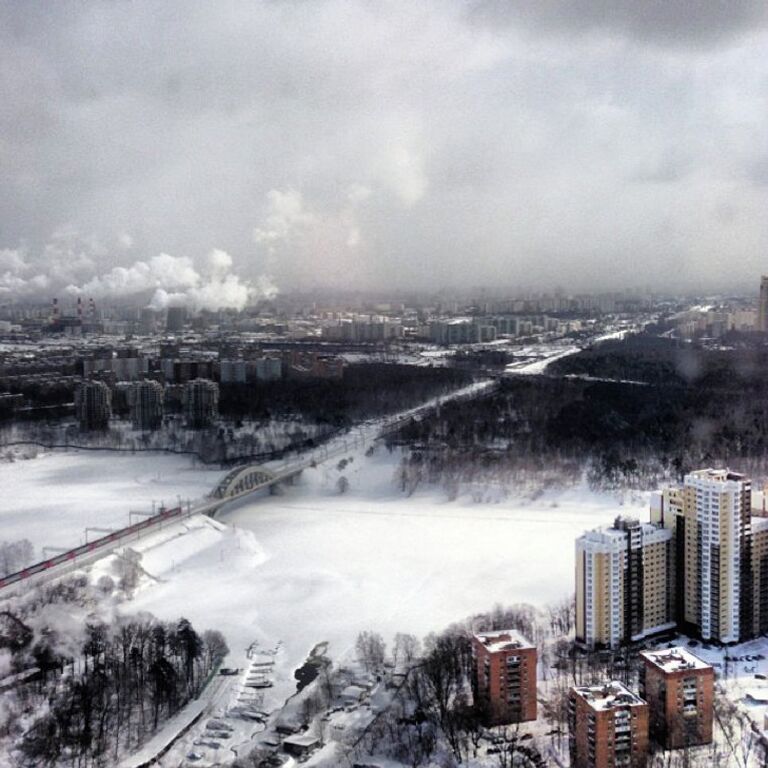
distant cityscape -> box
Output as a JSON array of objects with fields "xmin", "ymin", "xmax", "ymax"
[{"xmin": 1, "ymin": 281, "xmax": 767, "ymax": 438}]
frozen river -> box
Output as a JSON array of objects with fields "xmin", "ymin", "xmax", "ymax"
[
  {"xmin": 0, "ymin": 449, "xmax": 222, "ymax": 551},
  {"xmin": 0, "ymin": 442, "xmax": 648, "ymax": 708},
  {"xmin": 117, "ymin": 445, "xmax": 646, "ymax": 706}
]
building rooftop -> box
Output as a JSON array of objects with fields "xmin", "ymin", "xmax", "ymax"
[
  {"xmin": 753, "ymin": 516, "xmax": 768, "ymax": 534},
  {"xmin": 640, "ymin": 647, "xmax": 712, "ymax": 674},
  {"xmin": 578, "ymin": 520, "xmax": 670, "ymax": 549},
  {"xmin": 687, "ymin": 468, "xmax": 746, "ymax": 483},
  {"xmin": 571, "ymin": 681, "xmax": 646, "ymax": 711},
  {"xmin": 473, "ymin": 628, "xmax": 534, "ymax": 653}
]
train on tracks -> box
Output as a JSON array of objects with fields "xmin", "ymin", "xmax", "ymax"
[{"xmin": 0, "ymin": 505, "xmax": 183, "ymax": 591}]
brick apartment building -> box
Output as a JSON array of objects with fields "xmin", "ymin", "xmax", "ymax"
[
  {"xmin": 471, "ymin": 629, "xmax": 537, "ymax": 725},
  {"xmin": 568, "ymin": 681, "xmax": 649, "ymax": 768},
  {"xmin": 639, "ymin": 647, "xmax": 714, "ymax": 749}
]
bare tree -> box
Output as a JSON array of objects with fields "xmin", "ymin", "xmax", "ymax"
[
  {"xmin": 356, "ymin": 631, "xmax": 386, "ymax": 674},
  {"xmin": 393, "ymin": 633, "xmax": 421, "ymax": 670}
]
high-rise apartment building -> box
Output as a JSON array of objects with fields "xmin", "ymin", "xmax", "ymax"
[
  {"xmin": 182, "ymin": 378, "xmax": 219, "ymax": 428},
  {"xmin": 638, "ymin": 647, "xmax": 714, "ymax": 749},
  {"xmin": 568, "ymin": 682, "xmax": 648, "ymax": 768},
  {"xmin": 575, "ymin": 516, "xmax": 674, "ymax": 649},
  {"xmin": 576, "ymin": 468, "xmax": 768, "ymax": 648},
  {"xmin": 654, "ymin": 469, "xmax": 752, "ymax": 643},
  {"xmin": 166, "ymin": 305, "xmax": 186, "ymax": 333},
  {"xmin": 471, "ymin": 629, "xmax": 537, "ymax": 725},
  {"xmin": 75, "ymin": 380, "xmax": 112, "ymax": 431},
  {"xmin": 220, "ymin": 360, "xmax": 247, "ymax": 384},
  {"xmin": 751, "ymin": 516, "xmax": 768, "ymax": 637},
  {"xmin": 758, "ymin": 275, "xmax": 768, "ymax": 332},
  {"xmin": 128, "ymin": 380, "xmax": 164, "ymax": 431}
]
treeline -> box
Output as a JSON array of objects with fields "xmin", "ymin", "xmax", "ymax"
[
  {"xmin": 550, "ymin": 333, "xmax": 768, "ymax": 390},
  {"xmin": 1, "ymin": 416, "xmax": 333, "ymax": 466},
  {"xmin": 2, "ymin": 593, "xmax": 227, "ymax": 767},
  {"xmin": 391, "ymin": 335, "xmax": 768, "ymax": 491},
  {"xmin": 219, "ymin": 363, "xmax": 474, "ymax": 426}
]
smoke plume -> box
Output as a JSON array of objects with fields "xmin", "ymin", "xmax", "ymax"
[{"xmin": 0, "ymin": 233, "xmax": 273, "ymax": 312}]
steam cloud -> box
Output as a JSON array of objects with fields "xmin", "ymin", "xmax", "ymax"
[{"xmin": 0, "ymin": 233, "xmax": 276, "ymax": 312}]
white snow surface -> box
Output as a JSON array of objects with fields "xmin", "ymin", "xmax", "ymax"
[
  {"xmin": 0, "ymin": 451, "xmax": 222, "ymax": 551},
  {"xmin": 105, "ymin": 445, "xmax": 644, "ymax": 715},
  {"xmin": 0, "ymin": 430, "xmax": 652, "ymax": 766}
]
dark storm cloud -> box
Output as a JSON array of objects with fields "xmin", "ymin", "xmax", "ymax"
[
  {"xmin": 0, "ymin": 1, "xmax": 767, "ymax": 297},
  {"xmin": 469, "ymin": 0, "xmax": 768, "ymax": 47}
]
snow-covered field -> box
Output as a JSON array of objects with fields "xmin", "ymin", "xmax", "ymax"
[{"xmin": 0, "ymin": 450, "xmax": 222, "ymax": 552}]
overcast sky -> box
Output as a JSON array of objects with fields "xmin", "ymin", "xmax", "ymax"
[{"xmin": 1, "ymin": 0, "xmax": 768, "ymax": 303}]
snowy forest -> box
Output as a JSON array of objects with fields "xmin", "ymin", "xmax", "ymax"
[
  {"xmin": 391, "ymin": 334, "xmax": 768, "ymax": 495},
  {"xmin": 0, "ymin": 574, "xmax": 227, "ymax": 767}
]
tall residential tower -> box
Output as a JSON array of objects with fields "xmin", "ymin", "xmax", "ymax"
[
  {"xmin": 471, "ymin": 629, "xmax": 537, "ymax": 725},
  {"xmin": 578, "ymin": 468, "xmax": 768, "ymax": 649},
  {"xmin": 759, "ymin": 275, "xmax": 768, "ymax": 332},
  {"xmin": 575, "ymin": 516, "xmax": 673, "ymax": 649},
  {"xmin": 658, "ymin": 469, "xmax": 752, "ymax": 644}
]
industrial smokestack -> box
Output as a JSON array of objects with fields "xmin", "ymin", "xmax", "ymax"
[
  {"xmin": 77, "ymin": 297, "xmax": 83, "ymax": 320},
  {"xmin": 52, "ymin": 297, "xmax": 59, "ymax": 322}
]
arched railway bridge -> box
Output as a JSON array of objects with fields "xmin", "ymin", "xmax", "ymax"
[{"xmin": 210, "ymin": 465, "xmax": 279, "ymax": 500}]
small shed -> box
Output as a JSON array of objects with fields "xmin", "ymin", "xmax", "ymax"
[
  {"xmin": 340, "ymin": 684, "xmax": 366, "ymax": 705},
  {"xmin": 282, "ymin": 733, "xmax": 320, "ymax": 757}
]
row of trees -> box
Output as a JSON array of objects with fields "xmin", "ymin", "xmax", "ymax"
[
  {"xmin": 219, "ymin": 363, "xmax": 473, "ymax": 425},
  {"xmin": 0, "ymin": 415, "xmax": 333, "ymax": 466}
]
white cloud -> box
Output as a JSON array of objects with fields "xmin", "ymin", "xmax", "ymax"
[
  {"xmin": 253, "ymin": 189, "xmax": 316, "ymax": 245},
  {"xmin": 375, "ymin": 143, "xmax": 428, "ymax": 206},
  {"xmin": 117, "ymin": 232, "xmax": 134, "ymax": 250}
]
